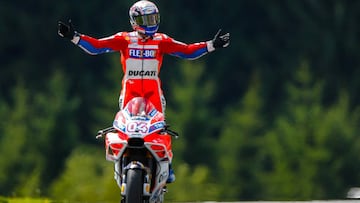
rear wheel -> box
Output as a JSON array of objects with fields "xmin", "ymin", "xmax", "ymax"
[{"xmin": 125, "ymin": 169, "xmax": 143, "ymax": 203}]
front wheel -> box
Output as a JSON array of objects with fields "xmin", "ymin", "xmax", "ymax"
[{"xmin": 125, "ymin": 169, "xmax": 143, "ymax": 203}]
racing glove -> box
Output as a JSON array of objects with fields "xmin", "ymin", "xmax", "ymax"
[
  {"xmin": 212, "ymin": 29, "xmax": 230, "ymax": 49},
  {"xmin": 58, "ymin": 19, "xmax": 77, "ymax": 40}
]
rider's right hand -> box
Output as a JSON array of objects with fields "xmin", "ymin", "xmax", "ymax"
[{"xmin": 58, "ymin": 20, "xmax": 76, "ymax": 39}]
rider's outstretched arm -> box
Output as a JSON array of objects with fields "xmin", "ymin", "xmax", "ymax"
[
  {"xmin": 58, "ymin": 20, "xmax": 126, "ymax": 55},
  {"xmin": 160, "ymin": 35, "xmax": 210, "ymax": 60},
  {"xmin": 160, "ymin": 29, "xmax": 230, "ymax": 60},
  {"xmin": 74, "ymin": 34, "xmax": 126, "ymax": 55}
]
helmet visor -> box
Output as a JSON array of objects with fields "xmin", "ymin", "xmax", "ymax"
[{"xmin": 133, "ymin": 13, "xmax": 160, "ymax": 26}]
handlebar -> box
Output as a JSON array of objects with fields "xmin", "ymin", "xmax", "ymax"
[
  {"xmin": 96, "ymin": 126, "xmax": 116, "ymax": 139},
  {"xmin": 96, "ymin": 125, "xmax": 179, "ymax": 139},
  {"xmin": 163, "ymin": 125, "xmax": 179, "ymax": 139}
]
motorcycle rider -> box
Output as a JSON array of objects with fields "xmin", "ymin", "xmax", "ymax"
[{"xmin": 58, "ymin": 0, "xmax": 230, "ymax": 183}]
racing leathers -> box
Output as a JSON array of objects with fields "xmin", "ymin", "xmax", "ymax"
[{"xmin": 70, "ymin": 31, "xmax": 216, "ymax": 113}]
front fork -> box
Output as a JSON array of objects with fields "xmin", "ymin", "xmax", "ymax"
[
  {"xmin": 115, "ymin": 161, "xmax": 152, "ymax": 197},
  {"xmin": 115, "ymin": 161, "xmax": 169, "ymax": 202}
]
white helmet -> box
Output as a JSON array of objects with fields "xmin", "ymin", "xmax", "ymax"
[{"xmin": 129, "ymin": 0, "xmax": 160, "ymax": 36}]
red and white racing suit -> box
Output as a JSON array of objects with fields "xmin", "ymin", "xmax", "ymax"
[{"xmin": 72, "ymin": 31, "xmax": 215, "ymax": 113}]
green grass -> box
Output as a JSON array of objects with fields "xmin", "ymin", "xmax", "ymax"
[
  {"xmin": 0, "ymin": 197, "xmax": 114, "ymax": 203},
  {"xmin": 0, "ymin": 197, "xmax": 100, "ymax": 203},
  {"xmin": 0, "ymin": 197, "xmax": 52, "ymax": 203}
]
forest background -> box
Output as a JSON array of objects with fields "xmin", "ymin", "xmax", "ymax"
[{"xmin": 0, "ymin": 0, "xmax": 360, "ymax": 202}]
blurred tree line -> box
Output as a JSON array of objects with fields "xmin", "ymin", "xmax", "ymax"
[{"xmin": 0, "ymin": 0, "xmax": 360, "ymax": 202}]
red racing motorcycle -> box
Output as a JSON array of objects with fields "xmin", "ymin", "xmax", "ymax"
[{"xmin": 96, "ymin": 97, "xmax": 178, "ymax": 203}]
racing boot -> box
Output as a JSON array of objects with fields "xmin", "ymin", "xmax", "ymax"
[{"xmin": 166, "ymin": 164, "xmax": 176, "ymax": 183}]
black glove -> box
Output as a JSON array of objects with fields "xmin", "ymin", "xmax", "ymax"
[
  {"xmin": 212, "ymin": 29, "xmax": 230, "ymax": 49},
  {"xmin": 58, "ymin": 19, "xmax": 76, "ymax": 39}
]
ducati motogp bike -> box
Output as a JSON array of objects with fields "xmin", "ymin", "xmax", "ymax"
[{"xmin": 96, "ymin": 97, "xmax": 178, "ymax": 203}]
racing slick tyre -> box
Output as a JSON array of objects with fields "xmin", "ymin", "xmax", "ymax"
[{"xmin": 125, "ymin": 169, "xmax": 143, "ymax": 203}]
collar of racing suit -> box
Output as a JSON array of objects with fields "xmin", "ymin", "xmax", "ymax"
[{"xmin": 137, "ymin": 32, "xmax": 153, "ymax": 42}]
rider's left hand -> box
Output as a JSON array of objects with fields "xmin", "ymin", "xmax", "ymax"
[{"xmin": 212, "ymin": 29, "xmax": 230, "ymax": 49}]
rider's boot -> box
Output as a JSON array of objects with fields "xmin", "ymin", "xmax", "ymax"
[{"xmin": 166, "ymin": 164, "xmax": 175, "ymax": 183}]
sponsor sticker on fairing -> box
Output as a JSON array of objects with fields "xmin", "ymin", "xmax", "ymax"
[{"xmin": 149, "ymin": 121, "xmax": 165, "ymax": 133}]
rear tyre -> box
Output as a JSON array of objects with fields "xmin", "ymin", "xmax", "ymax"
[{"xmin": 125, "ymin": 169, "xmax": 143, "ymax": 203}]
